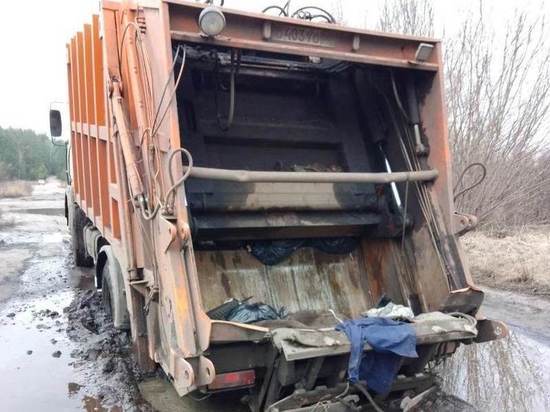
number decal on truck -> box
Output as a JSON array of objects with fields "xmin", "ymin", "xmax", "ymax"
[{"xmin": 271, "ymin": 24, "xmax": 335, "ymax": 48}]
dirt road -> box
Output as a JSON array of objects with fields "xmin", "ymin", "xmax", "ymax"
[{"xmin": 0, "ymin": 180, "xmax": 548, "ymax": 411}]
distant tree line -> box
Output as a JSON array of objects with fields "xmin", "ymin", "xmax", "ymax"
[{"xmin": 0, "ymin": 127, "xmax": 66, "ymax": 181}]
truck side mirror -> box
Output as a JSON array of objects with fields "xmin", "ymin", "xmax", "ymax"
[{"xmin": 50, "ymin": 109, "xmax": 62, "ymax": 137}]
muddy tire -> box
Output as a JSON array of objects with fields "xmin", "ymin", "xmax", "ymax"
[
  {"xmin": 68, "ymin": 202, "xmax": 93, "ymax": 267},
  {"xmin": 100, "ymin": 251, "xmax": 130, "ymax": 330}
]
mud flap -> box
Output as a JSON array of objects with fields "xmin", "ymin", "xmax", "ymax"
[
  {"xmin": 440, "ymin": 287, "xmax": 484, "ymax": 315},
  {"xmin": 474, "ymin": 318, "xmax": 509, "ymax": 343}
]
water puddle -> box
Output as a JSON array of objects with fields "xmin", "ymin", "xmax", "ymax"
[
  {"xmin": 19, "ymin": 207, "xmax": 66, "ymax": 216},
  {"xmin": 0, "ymin": 262, "xmax": 121, "ymax": 411},
  {"xmin": 0, "ymin": 295, "xmax": 82, "ymax": 411}
]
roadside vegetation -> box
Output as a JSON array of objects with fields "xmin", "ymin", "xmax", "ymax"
[
  {"xmin": 0, "ymin": 126, "xmax": 66, "ymax": 181},
  {"xmin": 0, "ymin": 127, "xmax": 66, "ymax": 198},
  {"xmin": 0, "ymin": 181, "xmax": 33, "ymax": 198}
]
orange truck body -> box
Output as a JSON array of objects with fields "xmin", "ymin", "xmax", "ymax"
[{"xmin": 63, "ymin": 1, "xmax": 505, "ymax": 410}]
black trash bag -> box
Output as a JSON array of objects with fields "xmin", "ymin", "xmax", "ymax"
[
  {"xmin": 249, "ymin": 239, "xmax": 304, "ymax": 266},
  {"xmin": 207, "ymin": 297, "xmax": 252, "ymax": 320},
  {"xmin": 312, "ymin": 237, "xmax": 359, "ymax": 255},
  {"xmin": 249, "ymin": 238, "xmax": 359, "ymax": 266},
  {"xmin": 226, "ymin": 303, "xmax": 287, "ymax": 324}
]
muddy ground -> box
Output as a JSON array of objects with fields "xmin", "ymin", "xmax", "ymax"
[{"xmin": 0, "ymin": 180, "xmax": 549, "ymax": 411}]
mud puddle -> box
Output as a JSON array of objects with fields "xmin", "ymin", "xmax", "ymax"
[
  {"xmin": 1, "ymin": 290, "xmax": 82, "ymax": 410},
  {"xmin": 0, "ymin": 180, "xmax": 150, "ymax": 411}
]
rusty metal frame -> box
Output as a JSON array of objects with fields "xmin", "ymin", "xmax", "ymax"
[{"xmin": 167, "ymin": 0, "xmax": 440, "ymax": 71}]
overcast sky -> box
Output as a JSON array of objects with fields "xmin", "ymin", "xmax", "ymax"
[{"xmin": 0, "ymin": 0, "xmax": 547, "ymax": 135}]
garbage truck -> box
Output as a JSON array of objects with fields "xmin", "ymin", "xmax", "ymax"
[{"xmin": 51, "ymin": 0, "xmax": 507, "ymax": 410}]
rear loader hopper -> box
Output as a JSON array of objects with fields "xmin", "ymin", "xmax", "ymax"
[{"xmin": 54, "ymin": 1, "xmax": 507, "ymax": 410}]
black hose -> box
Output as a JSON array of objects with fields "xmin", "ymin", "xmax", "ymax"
[
  {"xmin": 262, "ymin": 3, "xmax": 336, "ymax": 23},
  {"xmin": 262, "ymin": 5, "xmax": 288, "ymax": 16},
  {"xmin": 354, "ymin": 382, "xmax": 384, "ymax": 412},
  {"xmin": 390, "ymin": 71, "xmax": 411, "ymax": 123},
  {"xmin": 406, "ymin": 76, "xmax": 420, "ymax": 124},
  {"xmin": 453, "ymin": 163, "xmax": 487, "ymax": 202},
  {"xmin": 215, "ymin": 50, "xmax": 241, "ymax": 131}
]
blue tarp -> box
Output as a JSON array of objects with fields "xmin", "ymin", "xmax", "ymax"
[{"xmin": 336, "ymin": 317, "xmax": 418, "ymax": 394}]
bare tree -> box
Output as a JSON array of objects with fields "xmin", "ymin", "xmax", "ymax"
[
  {"xmin": 378, "ymin": 0, "xmax": 434, "ymax": 37},
  {"xmin": 332, "ymin": 0, "xmax": 344, "ymax": 25},
  {"xmin": 376, "ymin": 0, "xmax": 550, "ymax": 227},
  {"xmin": 447, "ymin": 11, "xmax": 550, "ymax": 226}
]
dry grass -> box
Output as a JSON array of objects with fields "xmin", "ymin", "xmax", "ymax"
[
  {"xmin": 0, "ymin": 181, "xmax": 32, "ymax": 198},
  {"xmin": 463, "ymin": 226, "xmax": 550, "ymax": 294}
]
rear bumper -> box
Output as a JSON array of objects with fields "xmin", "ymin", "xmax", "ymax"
[{"xmin": 271, "ymin": 312, "xmax": 479, "ymax": 362}]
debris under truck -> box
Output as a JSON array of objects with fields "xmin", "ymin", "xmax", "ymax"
[{"xmin": 55, "ymin": 1, "xmax": 508, "ymax": 410}]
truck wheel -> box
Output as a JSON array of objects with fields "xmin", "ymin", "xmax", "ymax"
[
  {"xmin": 100, "ymin": 252, "xmax": 130, "ymax": 330},
  {"xmin": 68, "ymin": 202, "xmax": 93, "ymax": 267}
]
